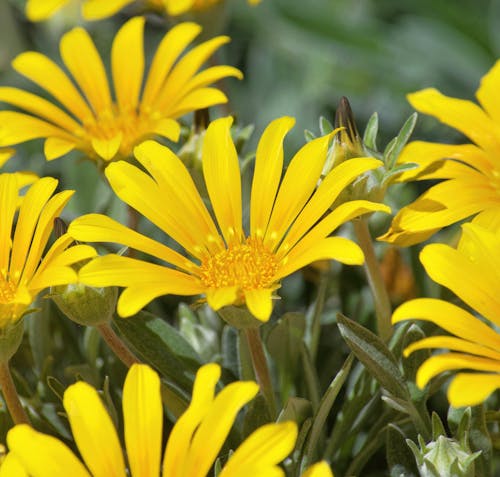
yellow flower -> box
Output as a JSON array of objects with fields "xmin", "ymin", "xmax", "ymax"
[
  {"xmin": 0, "ymin": 18, "xmax": 241, "ymax": 163},
  {"xmin": 393, "ymin": 223, "xmax": 500, "ymax": 407},
  {"xmin": 1, "ymin": 362, "xmax": 299, "ymax": 477},
  {"xmin": 26, "ymin": 0, "xmax": 261, "ymax": 21},
  {"xmin": 68, "ymin": 116, "xmax": 389, "ymax": 321},
  {"xmin": 0, "ymin": 173, "xmax": 96, "ymax": 328},
  {"xmin": 0, "ymin": 149, "xmax": 37, "ymax": 188},
  {"xmin": 380, "ymin": 60, "xmax": 500, "ymax": 246}
]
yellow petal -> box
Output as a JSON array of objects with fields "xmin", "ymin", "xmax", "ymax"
[
  {"xmin": 476, "ymin": 59, "xmax": 500, "ymax": 123},
  {"xmin": 0, "ymin": 453, "xmax": 28, "ymax": 477},
  {"xmin": 407, "ymin": 88, "xmax": 500, "ymax": 153},
  {"xmin": 250, "ymin": 116, "xmax": 295, "ymax": 238},
  {"xmin": 421, "ymin": 243, "xmax": 500, "ymax": 327},
  {"xmin": 416, "ymin": 353, "xmax": 500, "ymax": 389},
  {"xmin": 206, "ymin": 287, "xmax": 238, "ymax": 311},
  {"xmin": 244, "ymin": 288, "xmax": 273, "ymax": 322},
  {"xmin": 91, "ymin": 133, "xmax": 123, "ymax": 160},
  {"xmin": 265, "ymin": 134, "xmax": 331, "ymax": 250},
  {"xmin": 123, "ymin": 364, "xmax": 162, "ymax": 477},
  {"xmin": 0, "ymin": 148, "xmax": 14, "ymax": 167},
  {"xmin": 63, "ymin": 382, "xmax": 126, "ymax": 477},
  {"xmin": 167, "ymin": 87, "xmax": 228, "ymax": 118},
  {"xmin": 13, "ymin": 52, "xmax": 93, "ymax": 122},
  {"xmin": 448, "ymin": 372, "xmax": 500, "ymax": 407},
  {"xmin": 44, "ymin": 137, "xmax": 76, "ymax": 160},
  {"xmin": 141, "ymin": 22, "xmax": 202, "ymax": 109},
  {"xmin": 82, "ymin": 0, "xmax": 134, "ymax": 20},
  {"xmin": 202, "ymin": 117, "xmax": 242, "ymax": 246},
  {"xmin": 153, "ymin": 118, "xmax": 181, "ymax": 142},
  {"xmin": 0, "ymin": 174, "xmax": 19, "ymax": 272},
  {"xmin": 276, "ymin": 237, "xmax": 363, "ymax": 280},
  {"xmin": 6, "ymin": 424, "xmax": 90, "ymax": 477},
  {"xmin": 68, "ymin": 213, "xmax": 195, "ymax": 272},
  {"xmin": 219, "ymin": 422, "xmax": 297, "ymax": 477},
  {"xmin": 392, "ymin": 298, "xmax": 500, "ymax": 350},
  {"xmin": 164, "ymin": 0, "xmax": 194, "ymax": 15},
  {"xmin": 179, "ymin": 65, "xmax": 243, "ymax": 97},
  {"xmin": 25, "ymin": 0, "xmax": 70, "ymax": 21},
  {"xmin": 112, "ymin": 17, "xmax": 145, "ymax": 112},
  {"xmin": 182, "ymin": 381, "xmax": 259, "ymax": 477},
  {"xmin": 60, "ymin": 27, "xmax": 112, "ymax": 115},
  {"xmin": 163, "ymin": 363, "xmax": 221, "ymax": 476},
  {"xmin": 302, "ymin": 462, "xmax": 335, "ymax": 477},
  {"xmin": 278, "ymin": 157, "xmax": 383, "ymax": 254}
]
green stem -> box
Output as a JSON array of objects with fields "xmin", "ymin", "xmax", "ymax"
[
  {"xmin": 310, "ymin": 272, "xmax": 329, "ymax": 361},
  {"xmin": 353, "ymin": 217, "xmax": 392, "ymax": 341},
  {"xmin": 0, "ymin": 361, "xmax": 30, "ymax": 425},
  {"xmin": 244, "ymin": 328, "xmax": 277, "ymax": 418},
  {"xmin": 96, "ymin": 323, "xmax": 140, "ymax": 368}
]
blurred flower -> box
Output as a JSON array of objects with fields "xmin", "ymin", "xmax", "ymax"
[
  {"xmin": 0, "ymin": 18, "xmax": 241, "ymax": 163},
  {"xmin": 69, "ymin": 116, "xmax": 389, "ymax": 321},
  {"xmin": 381, "ymin": 60, "xmax": 500, "ymax": 246},
  {"xmin": 1, "ymin": 362, "xmax": 299, "ymax": 477},
  {"xmin": 0, "ymin": 173, "xmax": 96, "ymax": 330},
  {"xmin": 0, "ymin": 148, "xmax": 37, "ymax": 188},
  {"xmin": 26, "ymin": 0, "xmax": 261, "ymax": 21},
  {"xmin": 393, "ymin": 223, "xmax": 500, "ymax": 407}
]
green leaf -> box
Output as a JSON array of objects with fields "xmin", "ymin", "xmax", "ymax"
[
  {"xmin": 243, "ymin": 394, "xmax": 271, "ymax": 437},
  {"xmin": 319, "ymin": 116, "xmax": 334, "ymax": 135},
  {"xmin": 384, "ymin": 113, "xmax": 418, "ymax": 170},
  {"xmin": 386, "ymin": 424, "xmax": 419, "ymax": 477},
  {"xmin": 278, "ymin": 396, "xmax": 312, "ymax": 424},
  {"xmin": 363, "ymin": 112, "xmax": 379, "ymax": 151},
  {"xmin": 113, "ymin": 311, "xmax": 202, "ymax": 392},
  {"xmin": 304, "ymin": 129, "xmax": 316, "ymax": 142},
  {"xmin": 337, "ymin": 313, "xmax": 409, "ymax": 400}
]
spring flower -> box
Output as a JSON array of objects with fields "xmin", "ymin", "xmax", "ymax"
[
  {"xmin": 392, "ymin": 223, "xmax": 500, "ymax": 407},
  {"xmin": 26, "ymin": 0, "xmax": 261, "ymax": 21},
  {"xmin": 0, "ymin": 18, "xmax": 241, "ymax": 163},
  {"xmin": 68, "ymin": 116, "xmax": 389, "ymax": 322},
  {"xmin": 380, "ymin": 60, "xmax": 500, "ymax": 246},
  {"xmin": 1, "ymin": 362, "xmax": 299, "ymax": 477},
  {"xmin": 0, "ymin": 174, "xmax": 96, "ymax": 329}
]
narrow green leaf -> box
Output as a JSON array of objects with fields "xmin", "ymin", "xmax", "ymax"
[
  {"xmin": 304, "ymin": 129, "xmax": 316, "ymax": 142},
  {"xmin": 363, "ymin": 112, "xmax": 379, "ymax": 151},
  {"xmin": 385, "ymin": 113, "xmax": 418, "ymax": 170},
  {"xmin": 113, "ymin": 311, "xmax": 202, "ymax": 391},
  {"xmin": 386, "ymin": 424, "xmax": 419, "ymax": 477},
  {"xmin": 319, "ymin": 116, "xmax": 334, "ymax": 135},
  {"xmin": 337, "ymin": 313, "xmax": 409, "ymax": 400}
]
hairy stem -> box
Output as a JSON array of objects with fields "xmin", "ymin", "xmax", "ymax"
[
  {"xmin": 0, "ymin": 361, "xmax": 30, "ymax": 425},
  {"xmin": 96, "ymin": 322, "xmax": 140, "ymax": 368}
]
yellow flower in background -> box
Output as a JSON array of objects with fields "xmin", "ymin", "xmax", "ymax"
[
  {"xmin": 380, "ymin": 60, "xmax": 500, "ymax": 246},
  {"xmin": 0, "ymin": 17, "xmax": 241, "ymax": 162},
  {"xmin": 26, "ymin": 0, "xmax": 261, "ymax": 21},
  {"xmin": 393, "ymin": 223, "xmax": 500, "ymax": 407},
  {"xmin": 0, "ymin": 149, "xmax": 37, "ymax": 188},
  {"xmin": 1, "ymin": 363, "xmax": 298, "ymax": 477},
  {"xmin": 0, "ymin": 174, "xmax": 96, "ymax": 328},
  {"xmin": 68, "ymin": 116, "xmax": 389, "ymax": 321}
]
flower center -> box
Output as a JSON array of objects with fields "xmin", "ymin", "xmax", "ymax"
[
  {"xmin": 199, "ymin": 237, "xmax": 279, "ymax": 291},
  {"xmin": 0, "ymin": 273, "xmax": 15, "ymax": 305}
]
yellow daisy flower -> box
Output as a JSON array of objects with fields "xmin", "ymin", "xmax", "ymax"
[
  {"xmin": 1, "ymin": 362, "xmax": 299, "ymax": 477},
  {"xmin": 393, "ymin": 223, "xmax": 500, "ymax": 407},
  {"xmin": 26, "ymin": 0, "xmax": 261, "ymax": 21},
  {"xmin": 0, "ymin": 173, "xmax": 96, "ymax": 328},
  {"xmin": 380, "ymin": 60, "xmax": 500, "ymax": 246},
  {"xmin": 68, "ymin": 116, "xmax": 389, "ymax": 321},
  {"xmin": 0, "ymin": 17, "xmax": 241, "ymax": 163}
]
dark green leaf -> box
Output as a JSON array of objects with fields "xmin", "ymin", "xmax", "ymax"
[{"xmin": 386, "ymin": 424, "xmax": 419, "ymax": 477}]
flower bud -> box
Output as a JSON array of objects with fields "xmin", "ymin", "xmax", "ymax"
[{"xmin": 0, "ymin": 319, "xmax": 24, "ymax": 363}]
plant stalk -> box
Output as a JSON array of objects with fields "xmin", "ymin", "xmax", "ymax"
[
  {"xmin": 96, "ymin": 323, "xmax": 140, "ymax": 368},
  {"xmin": 0, "ymin": 361, "xmax": 30, "ymax": 425},
  {"xmin": 353, "ymin": 217, "xmax": 392, "ymax": 341}
]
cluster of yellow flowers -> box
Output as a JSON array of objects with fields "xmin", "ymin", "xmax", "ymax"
[{"xmin": 0, "ymin": 0, "xmax": 499, "ymax": 475}]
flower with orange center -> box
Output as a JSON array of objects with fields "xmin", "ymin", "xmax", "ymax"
[
  {"xmin": 380, "ymin": 60, "xmax": 500, "ymax": 246},
  {"xmin": 0, "ymin": 173, "xmax": 96, "ymax": 329},
  {"xmin": 26, "ymin": 0, "xmax": 261, "ymax": 21},
  {"xmin": 68, "ymin": 116, "xmax": 389, "ymax": 321},
  {"xmin": 0, "ymin": 17, "xmax": 241, "ymax": 163}
]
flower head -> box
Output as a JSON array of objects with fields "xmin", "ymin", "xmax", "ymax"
[
  {"xmin": 68, "ymin": 116, "xmax": 389, "ymax": 321},
  {"xmin": 26, "ymin": 0, "xmax": 261, "ymax": 21},
  {"xmin": 0, "ymin": 174, "xmax": 96, "ymax": 329},
  {"xmin": 1, "ymin": 362, "xmax": 299, "ymax": 477},
  {"xmin": 381, "ymin": 60, "xmax": 500, "ymax": 245},
  {"xmin": 0, "ymin": 18, "xmax": 241, "ymax": 163},
  {"xmin": 393, "ymin": 223, "xmax": 500, "ymax": 407}
]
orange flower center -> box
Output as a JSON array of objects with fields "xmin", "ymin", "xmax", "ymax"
[{"xmin": 199, "ymin": 237, "xmax": 279, "ymax": 291}]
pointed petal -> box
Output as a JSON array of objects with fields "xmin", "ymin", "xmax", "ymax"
[
  {"xmin": 250, "ymin": 117, "xmax": 295, "ymax": 238},
  {"xmin": 45, "ymin": 137, "xmax": 76, "ymax": 160},
  {"xmin": 60, "ymin": 27, "xmax": 112, "ymax": 115},
  {"xmin": 123, "ymin": 364, "xmax": 162, "ymax": 477},
  {"xmin": 153, "ymin": 118, "xmax": 181, "ymax": 142},
  {"xmin": 206, "ymin": 287, "xmax": 238, "ymax": 311},
  {"xmin": 167, "ymin": 88, "xmax": 229, "ymax": 118},
  {"xmin": 244, "ymin": 288, "xmax": 273, "ymax": 322},
  {"xmin": 448, "ymin": 372, "xmax": 500, "ymax": 407},
  {"xmin": 112, "ymin": 17, "xmax": 145, "ymax": 112},
  {"xmin": 6, "ymin": 424, "xmax": 90, "ymax": 477},
  {"xmin": 264, "ymin": 134, "xmax": 331, "ymax": 250},
  {"xmin": 407, "ymin": 88, "xmax": 500, "ymax": 153},
  {"xmin": 0, "ymin": 174, "xmax": 19, "ymax": 272},
  {"xmin": 13, "ymin": 52, "xmax": 93, "ymax": 122},
  {"xmin": 476, "ymin": 59, "xmax": 500, "ymax": 123},
  {"xmin": 219, "ymin": 422, "xmax": 297, "ymax": 477},
  {"xmin": 91, "ymin": 133, "xmax": 122, "ymax": 161},
  {"xmin": 63, "ymin": 382, "xmax": 126, "ymax": 477},
  {"xmin": 202, "ymin": 117, "xmax": 242, "ymax": 246}
]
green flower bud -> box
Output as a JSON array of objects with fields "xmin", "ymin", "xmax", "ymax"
[
  {"xmin": 51, "ymin": 282, "xmax": 118, "ymax": 327},
  {"xmin": 0, "ymin": 319, "xmax": 24, "ymax": 363}
]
